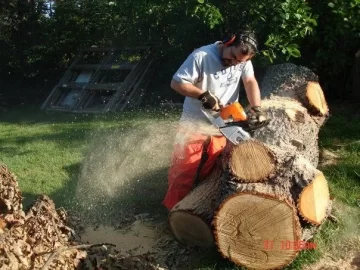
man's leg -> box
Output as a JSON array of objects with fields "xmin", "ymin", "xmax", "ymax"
[
  {"xmin": 199, "ymin": 135, "xmax": 227, "ymax": 180},
  {"xmin": 162, "ymin": 134, "xmax": 226, "ymax": 210}
]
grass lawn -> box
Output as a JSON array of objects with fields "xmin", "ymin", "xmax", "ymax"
[{"xmin": 0, "ymin": 102, "xmax": 359, "ymax": 269}]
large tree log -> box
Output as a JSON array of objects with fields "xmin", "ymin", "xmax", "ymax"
[{"xmin": 169, "ymin": 64, "xmax": 332, "ymax": 269}]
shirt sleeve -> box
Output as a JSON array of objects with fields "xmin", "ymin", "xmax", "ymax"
[
  {"xmin": 241, "ymin": 60, "xmax": 254, "ymax": 79},
  {"xmin": 173, "ymin": 53, "xmax": 201, "ymax": 84}
]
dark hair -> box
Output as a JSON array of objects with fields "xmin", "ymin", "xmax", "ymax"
[{"xmin": 223, "ymin": 31, "xmax": 258, "ymax": 55}]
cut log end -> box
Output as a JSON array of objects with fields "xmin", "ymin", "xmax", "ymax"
[
  {"xmin": 169, "ymin": 211, "xmax": 214, "ymax": 247},
  {"xmin": 214, "ymin": 193, "xmax": 301, "ymax": 269},
  {"xmin": 298, "ymin": 172, "xmax": 330, "ymax": 225},
  {"xmin": 229, "ymin": 141, "xmax": 276, "ymax": 182},
  {"xmin": 306, "ymin": 81, "xmax": 329, "ymax": 116}
]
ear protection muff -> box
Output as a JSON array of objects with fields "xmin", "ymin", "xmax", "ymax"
[{"xmin": 222, "ymin": 34, "xmax": 236, "ymax": 47}]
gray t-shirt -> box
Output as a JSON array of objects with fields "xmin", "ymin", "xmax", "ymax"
[{"xmin": 173, "ymin": 42, "xmax": 254, "ymax": 124}]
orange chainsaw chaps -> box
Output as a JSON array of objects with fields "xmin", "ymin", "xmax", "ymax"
[{"xmin": 162, "ymin": 134, "xmax": 226, "ymax": 210}]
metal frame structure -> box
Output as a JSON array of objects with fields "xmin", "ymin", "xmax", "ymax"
[{"xmin": 41, "ymin": 45, "xmax": 157, "ymax": 113}]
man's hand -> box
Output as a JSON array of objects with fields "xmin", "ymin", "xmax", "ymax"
[
  {"xmin": 247, "ymin": 106, "xmax": 267, "ymax": 127},
  {"xmin": 198, "ymin": 91, "xmax": 222, "ymax": 111}
]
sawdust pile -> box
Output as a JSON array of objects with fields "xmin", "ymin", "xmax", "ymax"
[{"xmin": 0, "ymin": 164, "xmax": 161, "ymax": 270}]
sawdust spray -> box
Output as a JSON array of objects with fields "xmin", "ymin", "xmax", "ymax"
[
  {"xmin": 70, "ymin": 114, "xmax": 217, "ymax": 224},
  {"xmin": 68, "ymin": 114, "xmax": 217, "ymax": 265},
  {"xmin": 72, "ymin": 118, "xmax": 178, "ymax": 223}
]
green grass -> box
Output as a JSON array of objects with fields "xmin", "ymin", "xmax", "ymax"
[
  {"xmin": 0, "ymin": 106, "xmax": 179, "ymax": 212},
  {"xmin": 0, "ymin": 103, "xmax": 359, "ymax": 269},
  {"xmin": 319, "ymin": 105, "xmax": 360, "ymax": 207}
]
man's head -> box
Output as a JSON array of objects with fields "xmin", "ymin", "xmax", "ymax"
[{"xmin": 220, "ymin": 31, "xmax": 258, "ymax": 67}]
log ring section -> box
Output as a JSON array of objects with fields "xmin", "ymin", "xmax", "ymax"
[
  {"xmin": 229, "ymin": 141, "xmax": 276, "ymax": 182},
  {"xmin": 213, "ymin": 193, "xmax": 301, "ymax": 269}
]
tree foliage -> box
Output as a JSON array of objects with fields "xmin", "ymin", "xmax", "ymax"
[
  {"xmin": 303, "ymin": 0, "xmax": 360, "ymax": 96},
  {"xmin": 0, "ymin": 0, "xmax": 47, "ymax": 76},
  {"xmin": 0, "ymin": 0, "xmax": 359, "ymax": 102}
]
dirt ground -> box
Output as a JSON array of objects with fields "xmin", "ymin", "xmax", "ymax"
[
  {"xmin": 70, "ymin": 213, "xmax": 196, "ymax": 269},
  {"xmin": 69, "ymin": 211, "xmax": 360, "ymax": 270}
]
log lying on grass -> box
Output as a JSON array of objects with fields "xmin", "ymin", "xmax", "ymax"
[
  {"xmin": 0, "ymin": 165, "xmax": 159, "ymax": 270},
  {"xmin": 169, "ymin": 64, "xmax": 332, "ymax": 269},
  {"xmin": 169, "ymin": 165, "xmax": 222, "ymax": 247}
]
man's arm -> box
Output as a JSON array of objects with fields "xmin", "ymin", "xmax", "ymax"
[
  {"xmin": 170, "ymin": 79, "xmax": 222, "ymax": 111},
  {"xmin": 242, "ymin": 75, "xmax": 261, "ymax": 107},
  {"xmin": 170, "ymin": 79, "xmax": 202, "ymax": 99},
  {"xmin": 242, "ymin": 75, "xmax": 268, "ymax": 126}
]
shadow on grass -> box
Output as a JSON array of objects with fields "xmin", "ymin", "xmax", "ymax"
[
  {"xmin": 21, "ymin": 162, "xmax": 82, "ymax": 210},
  {"xmin": 51, "ymin": 163, "xmax": 82, "ymax": 208},
  {"xmin": 0, "ymin": 106, "xmax": 98, "ymax": 124},
  {"xmin": 0, "ymin": 106, "xmax": 179, "ymax": 125},
  {"xmin": 319, "ymin": 104, "xmax": 360, "ymax": 149},
  {"xmin": 0, "ymin": 128, "xmax": 92, "ymax": 148},
  {"xmin": 0, "ymin": 146, "xmax": 33, "ymax": 157},
  {"xmin": 0, "ymin": 124, "xmax": 149, "ymax": 153}
]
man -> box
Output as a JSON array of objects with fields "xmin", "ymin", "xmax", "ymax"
[{"xmin": 162, "ymin": 31, "xmax": 267, "ymax": 210}]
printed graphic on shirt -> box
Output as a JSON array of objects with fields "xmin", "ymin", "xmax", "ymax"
[
  {"xmin": 221, "ymin": 77, "xmax": 238, "ymax": 87},
  {"xmin": 214, "ymin": 62, "xmax": 246, "ymax": 88}
]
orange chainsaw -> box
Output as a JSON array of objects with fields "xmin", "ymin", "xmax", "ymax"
[{"xmin": 202, "ymin": 102, "xmax": 269, "ymax": 145}]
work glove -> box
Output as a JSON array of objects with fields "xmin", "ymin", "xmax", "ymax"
[
  {"xmin": 247, "ymin": 106, "xmax": 268, "ymax": 127},
  {"xmin": 198, "ymin": 90, "xmax": 222, "ymax": 111}
]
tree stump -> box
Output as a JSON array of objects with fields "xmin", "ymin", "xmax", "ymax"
[{"xmin": 169, "ymin": 64, "xmax": 332, "ymax": 269}]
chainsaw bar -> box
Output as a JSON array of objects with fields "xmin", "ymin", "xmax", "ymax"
[
  {"xmin": 202, "ymin": 109, "xmax": 251, "ymax": 145},
  {"xmin": 226, "ymin": 119, "xmax": 270, "ymax": 132},
  {"xmin": 219, "ymin": 125, "xmax": 251, "ymax": 144}
]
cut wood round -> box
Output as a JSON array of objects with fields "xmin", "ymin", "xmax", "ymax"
[
  {"xmin": 260, "ymin": 63, "xmax": 329, "ymax": 119},
  {"xmin": 228, "ymin": 140, "xmax": 276, "ymax": 182},
  {"xmin": 169, "ymin": 165, "xmax": 222, "ymax": 247},
  {"xmin": 298, "ymin": 171, "xmax": 330, "ymax": 225},
  {"xmin": 169, "ymin": 211, "xmax": 214, "ymax": 247},
  {"xmin": 260, "ymin": 63, "xmax": 318, "ymax": 99},
  {"xmin": 213, "ymin": 193, "xmax": 301, "ymax": 269},
  {"xmin": 297, "ymin": 81, "xmax": 329, "ymax": 116}
]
